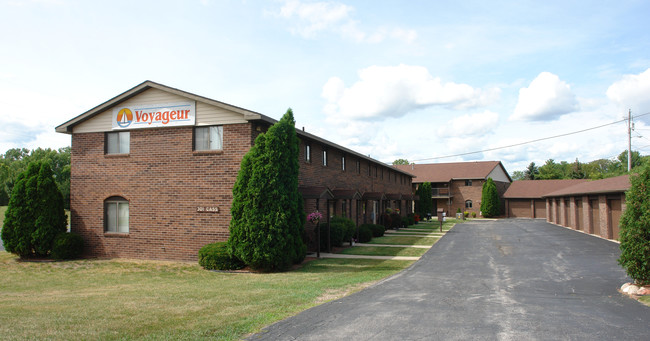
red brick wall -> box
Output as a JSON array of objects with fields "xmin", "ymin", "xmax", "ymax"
[
  {"xmin": 70, "ymin": 123, "xmax": 414, "ymax": 261},
  {"xmin": 70, "ymin": 123, "xmax": 254, "ymax": 261},
  {"xmin": 297, "ymin": 140, "xmax": 413, "ymax": 225}
]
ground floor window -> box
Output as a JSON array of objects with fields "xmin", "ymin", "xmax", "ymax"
[
  {"xmin": 105, "ymin": 197, "xmax": 129, "ymax": 233},
  {"xmin": 465, "ymin": 200, "xmax": 473, "ymax": 209}
]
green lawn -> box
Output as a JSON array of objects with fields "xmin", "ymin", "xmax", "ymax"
[
  {"xmin": 0, "ymin": 252, "xmax": 413, "ymax": 340},
  {"xmin": 0, "ymin": 206, "xmax": 6, "ymax": 229},
  {"xmin": 340, "ymin": 246, "xmax": 428, "ymax": 257},
  {"xmin": 366, "ymin": 235, "xmax": 440, "ymax": 246}
]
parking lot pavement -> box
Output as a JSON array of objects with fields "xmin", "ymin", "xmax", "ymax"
[{"xmin": 249, "ymin": 219, "xmax": 650, "ymax": 340}]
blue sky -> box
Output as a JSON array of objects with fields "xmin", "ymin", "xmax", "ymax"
[{"xmin": 1, "ymin": 0, "xmax": 650, "ymax": 174}]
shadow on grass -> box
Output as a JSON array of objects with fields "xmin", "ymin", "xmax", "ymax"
[{"xmin": 296, "ymin": 258, "xmax": 413, "ymax": 274}]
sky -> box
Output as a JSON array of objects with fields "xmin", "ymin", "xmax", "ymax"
[{"xmin": 1, "ymin": 0, "xmax": 650, "ymax": 174}]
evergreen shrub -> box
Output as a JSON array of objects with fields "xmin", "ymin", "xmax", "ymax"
[
  {"xmin": 481, "ymin": 178, "xmax": 500, "ymax": 218},
  {"xmin": 618, "ymin": 165, "xmax": 650, "ymax": 285},
  {"xmin": 51, "ymin": 232, "xmax": 84, "ymax": 260},
  {"xmin": 199, "ymin": 242, "xmax": 245, "ymax": 271},
  {"xmin": 1, "ymin": 161, "xmax": 67, "ymax": 258},
  {"xmin": 228, "ymin": 109, "xmax": 306, "ymax": 271},
  {"xmin": 406, "ymin": 214, "xmax": 415, "ymax": 226},
  {"xmin": 362, "ymin": 224, "xmax": 385, "ymax": 237},
  {"xmin": 320, "ymin": 216, "xmax": 355, "ymax": 249},
  {"xmin": 357, "ymin": 225, "xmax": 373, "ymax": 243},
  {"xmin": 389, "ymin": 213, "xmax": 402, "ymax": 229}
]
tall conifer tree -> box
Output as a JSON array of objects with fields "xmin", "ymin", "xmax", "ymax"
[
  {"xmin": 480, "ymin": 178, "xmax": 500, "ymax": 218},
  {"xmin": 228, "ymin": 109, "xmax": 306, "ymax": 271}
]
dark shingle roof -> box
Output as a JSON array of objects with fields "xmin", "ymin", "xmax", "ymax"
[
  {"xmin": 503, "ymin": 179, "xmax": 589, "ymax": 198},
  {"xmin": 393, "ymin": 161, "xmax": 509, "ymax": 183},
  {"xmin": 543, "ymin": 175, "xmax": 630, "ymax": 197}
]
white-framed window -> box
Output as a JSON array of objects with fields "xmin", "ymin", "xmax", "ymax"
[
  {"xmin": 465, "ymin": 179, "xmax": 473, "ymax": 186},
  {"xmin": 465, "ymin": 200, "xmax": 473, "ymax": 209},
  {"xmin": 194, "ymin": 126, "xmax": 223, "ymax": 151},
  {"xmin": 342, "ymin": 155, "xmax": 346, "ymax": 171},
  {"xmin": 305, "ymin": 144, "xmax": 311, "ymax": 162},
  {"xmin": 106, "ymin": 131, "xmax": 130, "ymax": 154},
  {"xmin": 323, "ymin": 149, "xmax": 328, "ymax": 166},
  {"xmin": 105, "ymin": 197, "xmax": 129, "ymax": 233}
]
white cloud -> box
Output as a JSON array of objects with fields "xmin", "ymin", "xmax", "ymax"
[
  {"xmin": 606, "ymin": 68, "xmax": 650, "ymax": 122},
  {"xmin": 273, "ymin": 0, "xmax": 416, "ymax": 43},
  {"xmin": 437, "ymin": 110, "xmax": 500, "ymax": 137},
  {"xmin": 511, "ymin": 72, "xmax": 579, "ymax": 121},
  {"xmin": 323, "ymin": 64, "xmax": 500, "ymax": 121}
]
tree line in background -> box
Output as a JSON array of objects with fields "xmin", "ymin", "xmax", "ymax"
[
  {"xmin": 511, "ymin": 150, "xmax": 650, "ymax": 181},
  {"xmin": 0, "ymin": 147, "xmax": 70, "ymax": 208}
]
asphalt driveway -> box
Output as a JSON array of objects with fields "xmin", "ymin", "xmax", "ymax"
[{"xmin": 250, "ymin": 219, "xmax": 650, "ymax": 340}]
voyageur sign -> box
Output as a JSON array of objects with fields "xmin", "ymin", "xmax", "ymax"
[{"xmin": 112, "ymin": 101, "xmax": 196, "ymax": 130}]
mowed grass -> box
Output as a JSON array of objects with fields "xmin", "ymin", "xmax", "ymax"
[
  {"xmin": 366, "ymin": 235, "xmax": 440, "ymax": 246},
  {"xmin": 0, "ymin": 206, "xmax": 7, "ymax": 228},
  {"xmin": 0, "ymin": 252, "xmax": 413, "ymax": 340},
  {"xmin": 339, "ymin": 246, "xmax": 428, "ymax": 257}
]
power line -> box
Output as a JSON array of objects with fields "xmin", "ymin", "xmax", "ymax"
[{"xmin": 412, "ymin": 112, "xmax": 650, "ymax": 162}]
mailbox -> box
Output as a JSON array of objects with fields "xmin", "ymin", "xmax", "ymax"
[{"xmin": 437, "ymin": 208, "xmax": 444, "ymax": 221}]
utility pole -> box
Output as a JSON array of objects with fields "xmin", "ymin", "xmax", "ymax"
[{"xmin": 628, "ymin": 109, "xmax": 632, "ymax": 172}]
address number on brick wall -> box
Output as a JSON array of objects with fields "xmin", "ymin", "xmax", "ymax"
[{"xmin": 197, "ymin": 206, "xmax": 219, "ymax": 213}]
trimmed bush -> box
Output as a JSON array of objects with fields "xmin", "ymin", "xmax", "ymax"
[
  {"xmin": 357, "ymin": 225, "xmax": 373, "ymax": 243},
  {"xmin": 389, "ymin": 213, "xmax": 401, "ymax": 229},
  {"xmin": 362, "ymin": 224, "xmax": 385, "ymax": 238},
  {"xmin": 464, "ymin": 211, "xmax": 469, "ymax": 218},
  {"xmin": 51, "ymin": 232, "xmax": 84, "ymax": 260},
  {"xmin": 406, "ymin": 214, "xmax": 415, "ymax": 226},
  {"xmin": 320, "ymin": 216, "xmax": 355, "ymax": 249},
  {"xmin": 472, "ymin": 212, "xmax": 477, "ymax": 218},
  {"xmin": 618, "ymin": 165, "xmax": 650, "ymax": 285},
  {"xmin": 199, "ymin": 242, "xmax": 245, "ymax": 271},
  {"xmin": 401, "ymin": 216, "xmax": 409, "ymax": 228}
]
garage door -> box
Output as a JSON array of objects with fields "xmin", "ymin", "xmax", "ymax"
[
  {"xmin": 508, "ymin": 200, "xmax": 531, "ymax": 217},
  {"xmin": 608, "ymin": 199, "xmax": 622, "ymax": 240},
  {"xmin": 590, "ymin": 199, "xmax": 600, "ymax": 236},
  {"xmin": 575, "ymin": 199, "xmax": 583, "ymax": 231},
  {"xmin": 534, "ymin": 200, "xmax": 546, "ymax": 218}
]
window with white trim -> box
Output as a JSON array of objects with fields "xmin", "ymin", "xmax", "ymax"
[
  {"xmin": 105, "ymin": 197, "xmax": 129, "ymax": 233},
  {"xmin": 323, "ymin": 149, "xmax": 328, "ymax": 166},
  {"xmin": 106, "ymin": 131, "xmax": 130, "ymax": 154},
  {"xmin": 465, "ymin": 179, "xmax": 472, "ymax": 186},
  {"xmin": 465, "ymin": 200, "xmax": 473, "ymax": 209},
  {"xmin": 305, "ymin": 144, "xmax": 311, "ymax": 162},
  {"xmin": 342, "ymin": 155, "xmax": 346, "ymax": 171},
  {"xmin": 194, "ymin": 126, "xmax": 223, "ymax": 151}
]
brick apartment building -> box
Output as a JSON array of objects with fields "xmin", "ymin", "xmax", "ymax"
[
  {"xmin": 56, "ymin": 81, "xmax": 414, "ymax": 261},
  {"xmin": 394, "ymin": 161, "xmax": 511, "ymax": 216}
]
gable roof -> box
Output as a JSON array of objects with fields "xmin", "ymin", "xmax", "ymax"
[
  {"xmin": 543, "ymin": 175, "xmax": 631, "ymax": 198},
  {"xmin": 393, "ymin": 161, "xmax": 511, "ymax": 183},
  {"xmin": 503, "ymin": 179, "xmax": 589, "ymax": 199},
  {"xmin": 56, "ymin": 80, "xmax": 415, "ymax": 178},
  {"xmin": 55, "ymin": 80, "xmax": 269, "ymax": 134}
]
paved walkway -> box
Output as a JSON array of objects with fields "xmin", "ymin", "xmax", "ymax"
[{"xmin": 250, "ymin": 219, "xmax": 650, "ymax": 340}]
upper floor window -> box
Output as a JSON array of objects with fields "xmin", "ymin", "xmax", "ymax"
[
  {"xmin": 368, "ymin": 163, "xmax": 371, "ymax": 176},
  {"xmin": 194, "ymin": 126, "xmax": 223, "ymax": 151},
  {"xmin": 465, "ymin": 200, "xmax": 473, "ymax": 209},
  {"xmin": 322, "ymin": 149, "xmax": 328, "ymax": 166},
  {"xmin": 106, "ymin": 131, "xmax": 130, "ymax": 154},
  {"xmin": 341, "ymin": 155, "xmax": 346, "ymax": 171},
  {"xmin": 356, "ymin": 160, "xmax": 360, "ymax": 174},
  {"xmin": 105, "ymin": 196, "xmax": 129, "ymax": 233},
  {"xmin": 305, "ymin": 144, "xmax": 311, "ymax": 162},
  {"xmin": 465, "ymin": 179, "xmax": 473, "ymax": 186}
]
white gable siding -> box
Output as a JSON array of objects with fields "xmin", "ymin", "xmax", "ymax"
[
  {"xmin": 488, "ymin": 166, "xmax": 510, "ymax": 183},
  {"xmin": 73, "ymin": 88, "xmax": 246, "ymax": 133}
]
